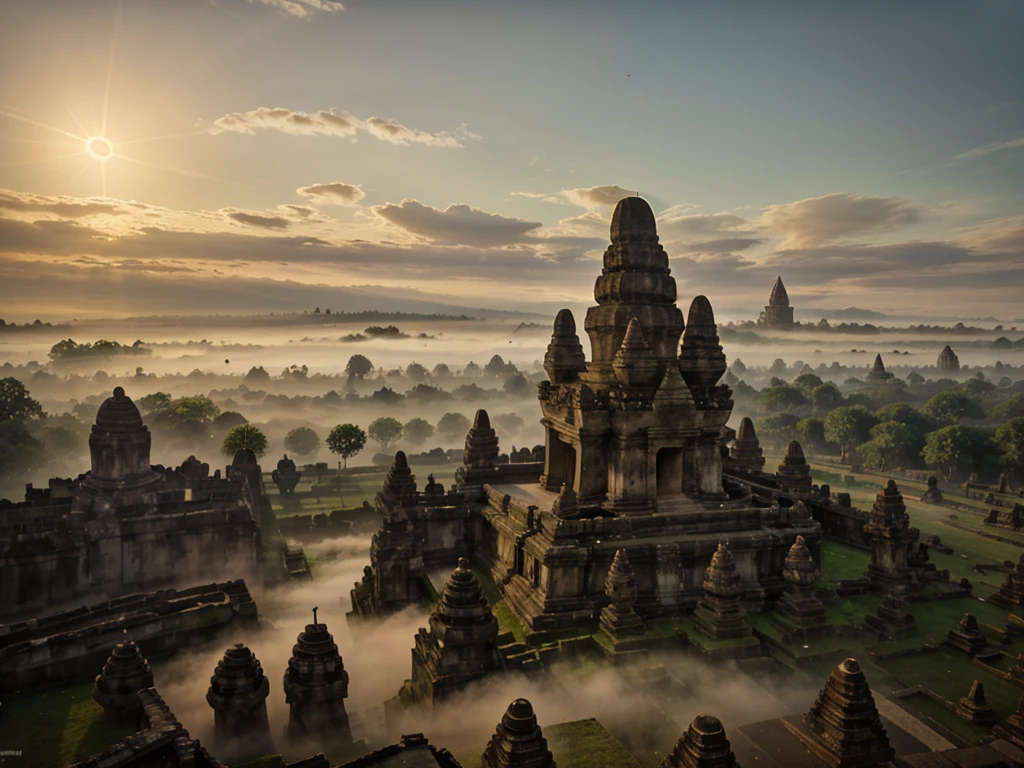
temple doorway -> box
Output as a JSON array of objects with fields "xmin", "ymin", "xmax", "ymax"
[{"xmin": 656, "ymin": 447, "xmax": 683, "ymax": 498}]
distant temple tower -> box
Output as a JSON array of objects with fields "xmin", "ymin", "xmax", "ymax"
[
  {"xmin": 206, "ymin": 644, "xmax": 274, "ymax": 759},
  {"xmin": 78, "ymin": 387, "xmax": 161, "ymax": 507},
  {"xmin": 938, "ymin": 345, "xmax": 960, "ymax": 372},
  {"xmin": 866, "ymin": 354, "xmax": 894, "ymax": 384},
  {"xmin": 660, "ymin": 714, "xmax": 740, "ymax": 768},
  {"xmin": 728, "ymin": 417, "xmax": 765, "ymax": 473},
  {"xmin": 759, "ymin": 276, "xmax": 795, "ymax": 330},
  {"xmin": 481, "ymin": 699, "xmax": 557, "ymax": 768},
  {"xmin": 282, "ymin": 611, "xmax": 352, "ymax": 743}
]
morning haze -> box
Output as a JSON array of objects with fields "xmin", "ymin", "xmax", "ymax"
[{"xmin": 2, "ymin": 2, "xmax": 1024, "ymax": 768}]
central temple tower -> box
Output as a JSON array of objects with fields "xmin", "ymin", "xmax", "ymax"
[{"xmin": 540, "ymin": 196, "xmax": 732, "ymax": 515}]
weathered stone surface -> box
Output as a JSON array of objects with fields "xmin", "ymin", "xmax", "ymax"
[
  {"xmin": 777, "ymin": 535, "xmax": 825, "ymax": 628},
  {"xmin": 600, "ymin": 549, "xmax": 644, "ymax": 641},
  {"xmin": 775, "ymin": 441, "xmax": 813, "ymax": 496},
  {"xmin": 272, "ymin": 454, "xmax": 302, "ymax": 495},
  {"xmin": 729, "ymin": 417, "xmax": 765, "ymax": 473},
  {"xmin": 865, "ymin": 354, "xmax": 894, "ymax": 383},
  {"xmin": 92, "ymin": 630, "xmax": 154, "ymax": 726},
  {"xmin": 613, "ymin": 317, "xmax": 661, "ymax": 389},
  {"xmin": 694, "ymin": 542, "xmax": 751, "ymax": 641},
  {"xmin": 660, "ymin": 714, "xmax": 740, "ymax": 768},
  {"xmin": 465, "ymin": 410, "xmax": 501, "ymax": 471},
  {"xmin": 954, "ymin": 680, "xmax": 997, "ymax": 726},
  {"xmin": 206, "ymin": 643, "xmax": 273, "ymax": 759},
  {"xmin": 792, "ymin": 657, "xmax": 894, "ymax": 768},
  {"xmin": 947, "ymin": 613, "xmax": 986, "ymax": 655},
  {"xmin": 863, "ymin": 480, "xmax": 912, "ymax": 591},
  {"xmin": 864, "ymin": 586, "xmax": 916, "ymax": 639},
  {"xmin": 921, "ymin": 476, "xmax": 943, "ymax": 504},
  {"xmin": 544, "ymin": 309, "xmax": 586, "ymax": 384},
  {"xmin": 283, "ymin": 612, "xmax": 351, "ymax": 743},
  {"xmin": 990, "ymin": 554, "xmax": 1024, "ymax": 610},
  {"xmin": 481, "ymin": 698, "xmax": 556, "ymax": 768},
  {"xmin": 405, "ymin": 558, "xmax": 504, "ymax": 710}
]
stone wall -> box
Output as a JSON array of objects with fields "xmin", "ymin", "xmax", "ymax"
[{"xmin": 0, "ymin": 580, "xmax": 257, "ymax": 692}]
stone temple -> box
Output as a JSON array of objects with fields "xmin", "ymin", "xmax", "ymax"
[
  {"xmin": 351, "ymin": 197, "xmax": 821, "ymax": 633},
  {"xmin": 758, "ymin": 276, "xmax": 795, "ymax": 330}
]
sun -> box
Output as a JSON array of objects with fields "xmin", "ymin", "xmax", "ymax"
[{"xmin": 86, "ymin": 136, "xmax": 114, "ymax": 161}]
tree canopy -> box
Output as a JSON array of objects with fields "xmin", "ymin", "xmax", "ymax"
[
  {"xmin": 221, "ymin": 424, "xmax": 268, "ymax": 458},
  {"xmin": 0, "ymin": 378, "xmax": 44, "ymax": 424},
  {"xmin": 284, "ymin": 426, "xmax": 321, "ymax": 456},
  {"xmin": 368, "ymin": 417, "xmax": 403, "ymax": 450},
  {"xmin": 402, "ymin": 417, "xmax": 435, "ymax": 446},
  {"xmin": 327, "ymin": 423, "xmax": 367, "ymax": 468},
  {"xmin": 437, "ymin": 412, "xmax": 471, "ymax": 441},
  {"xmin": 345, "ymin": 354, "xmax": 374, "ymax": 379}
]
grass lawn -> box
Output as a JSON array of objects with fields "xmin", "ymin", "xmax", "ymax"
[
  {"xmin": 819, "ymin": 539, "xmax": 871, "ymax": 582},
  {"xmin": 473, "ymin": 567, "xmax": 529, "ymax": 642},
  {"xmin": 1, "ymin": 679, "xmax": 136, "ymax": 768}
]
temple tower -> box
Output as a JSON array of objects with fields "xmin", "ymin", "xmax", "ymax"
[
  {"xmin": 729, "ymin": 417, "xmax": 765, "ymax": 473},
  {"xmin": 92, "ymin": 630, "xmax": 154, "ymax": 726},
  {"xmin": 760, "ymin": 276, "xmax": 795, "ymax": 330},
  {"xmin": 863, "ymin": 480, "xmax": 912, "ymax": 591},
  {"xmin": 407, "ymin": 557, "xmax": 504, "ymax": 709},
  {"xmin": 937, "ymin": 345, "xmax": 960, "ymax": 372},
  {"xmin": 599, "ymin": 549, "xmax": 645, "ymax": 641},
  {"xmin": 776, "ymin": 535, "xmax": 825, "ymax": 629},
  {"xmin": 955, "ymin": 681, "xmax": 997, "ymax": 725},
  {"xmin": 660, "ymin": 714, "xmax": 740, "ymax": 768},
  {"xmin": 378, "ymin": 450, "xmax": 418, "ymax": 508},
  {"xmin": 80, "ymin": 387, "xmax": 161, "ymax": 500},
  {"xmin": 789, "ymin": 657, "xmax": 894, "ymax": 767},
  {"xmin": 694, "ymin": 542, "xmax": 751, "ymax": 640},
  {"xmin": 866, "ymin": 355, "xmax": 894, "ymax": 384},
  {"xmin": 990, "ymin": 554, "xmax": 1024, "ymax": 609},
  {"xmin": 480, "ymin": 698, "xmax": 557, "ymax": 768},
  {"xmin": 206, "ymin": 644, "xmax": 273, "ymax": 758},
  {"xmin": 282, "ymin": 610, "xmax": 352, "ymax": 743},
  {"xmin": 776, "ymin": 441, "xmax": 813, "ymax": 496},
  {"xmin": 544, "ymin": 309, "xmax": 586, "ymax": 384}
]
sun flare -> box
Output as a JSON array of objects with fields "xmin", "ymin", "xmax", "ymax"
[{"xmin": 86, "ymin": 135, "xmax": 114, "ymax": 161}]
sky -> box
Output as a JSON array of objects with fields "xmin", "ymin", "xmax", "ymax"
[{"xmin": 1, "ymin": 0, "xmax": 1023, "ymax": 322}]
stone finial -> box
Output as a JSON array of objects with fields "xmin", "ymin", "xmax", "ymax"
[
  {"xmin": 610, "ymin": 196, "xmax": 657, "ymax": 244},
  {"xmin": 544, "ymin": 309, "xmax": 586, "ymax": 384},
  {"xmin": 282, "ymin": 618, "xmax": 351, "ymax": 742},
  {"xmin": 694, "ymin": 542, "xmax": 751, "ymax": 640},
  {"xmin": 775, "ymin": 441, "xmax": 812, "ymax": 495},
  {"xmin": 937, "ymin": 345, "xmax": 960, "ymax": 372},
  {"xmin": 798, "ymin": 658, "xmax": 894, "ymax": 766},
  {"xmin": 729, "ymin": 417, "xmax": 765, "ymax": 472},
  {"xmin": 660, "ymin": 714, "xmax": 740, "ymax": 768},
  {"xmin": 769, "ymin": 276, "xmax": 790, "ymax": 307},
  {"xmin": 550, "ymin": 484, "xmax": 578, "ymax": 520},
  {"xmin": 464, "ymin": 409, "xmax": 500, "ymax": 470},
  {"xmin": 92, "ymin": 631, "xmax": 154, "ymax": 726},
  {"xmin": 206, "ymin": 644, "xmax": 274, "ymax": 757},
  {"xmin": 784, "ymin": 536, "xmax": 820, "ymax": 587},
  {"xmin": 613, "ymin": 317, "xmax": 660, "ymax": 388},
  {"xmin": 85, "ymin": 386, "xmax": 161, "ymax": 493},
  {"xmin": 600, "ymin": 549, "xmax": 644, "ymax": 640},
  {"xmin": 381, "ymin": 450, "xmax": 417, "ymax": 505},
  {"xmin": 430, "ymin": 557, "xmax": 500, "ymax": 646},
  {"xmin": 955, "ymin": 680, "xmax": 997, "ymax": 725},
  {"xmin": 653, "ymin": 360, "xmax": 695, "ymax": 411},
  {"xmin": 480, "ymin": 698, "xmax": 557, "ymax": 768},
  {"xmin": 678, "ymin": 296, "xmax": 728, "ymax": 401}
]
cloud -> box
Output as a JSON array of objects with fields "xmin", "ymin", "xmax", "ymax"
[
  {"xmin": 208, "ymin": 107, "xmax": 476, "ymax": 147},
  {"xmin": 0, "ymin": 190, "xmax": 125, "ymax": 218},
  {"xmin": 223, "ymin": 210, "xmax": 292, "ymax": 230},
  {"xmin": 756, "ymin": 193, "xmax": 921, "ymax": 248},
  {"xmin": 296, "ymin": 182, "xmax": 365, "ymax": 206},
  {"xmin": 516, "ymin": 185, "xmax": 633, "ymax": 208},
  {"xmin": 373, "ymin": 199, "xmax": 543, "ymax": 247},
  {"xmin": 657, "ymin": 211, "xmax": 753, "ymax": 241},
  {"xmin": 952, "ymin": 135, "xmax": 1024, "ymax": 162},
  {"xmin": 247, "ymin": 0, "xmax": 344, "ymax": 18},
  {"xmin": 676, "ymin": 237, "xmax": 764, "ymax": 254}
]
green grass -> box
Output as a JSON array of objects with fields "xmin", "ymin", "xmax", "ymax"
[
  {"xmin": 1, "ymin": 680, "xmax": 136, "ymax": 768},
  {"xmin": 819, "ymin": 539, "xmax": 871, "ymax": 582},
  {"xmin": 458, "ymin": 718, "xmax": 641, "ymax": 768},
  {"xmin": 472, "ymin": 567, "xmax": 529, "ymax": 642}
]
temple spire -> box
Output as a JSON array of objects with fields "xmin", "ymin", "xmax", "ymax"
[
  {"xmin": 660, "ymin": 714, "xmax": 740, "ymax": 768},
  {"xmin": 544, "ymin": 309, "xmax": 586, "ymax": 384},
  {"xmin": 481, "ymin": 698, "xmax": 557, "ymax": 768}
]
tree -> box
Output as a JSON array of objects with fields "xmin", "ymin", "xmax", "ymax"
[
  {"xmin": 221, "ymin": 424, "xmax": 268, "ymax": 458},
  {"xmin": 921, "ymin": 426, "xmax": 977, "ymax": 480},
  {"xmin": 858, "ymin": 421, "xmax": 915, "ymax": 471},
  {"xmin": 432, "ymin": 363, "xmax": 453, "ymax": 380},
  {"xmin": 994, "ymin": 418, "xmax": 1024, "ymax": 470},
  {"xmin": 493, "ymin": 412, "xmax": 525, "ymax": 437},
  {"xmin": 794, "ymin": 372, "xmax": 824, "ymax": 392},
  {"xmin": 992, "ymin": 394, "xmax": 1024, "ymax": 421},
  {"xmin": 437, "ymin": 412, "xmax": 471, "ymax": 442},
  {"xmin": 756, "ymin": 414, "xmax": 800, "ymax": 451},
  {"xmin": 327, "ymin": 423, "xmax": 367, "ymax": 468},
  {"xmin": 922, "ymin": 391, "xmax": 984, "ymax": 424},
  {"xmin": 245, "ymin": 366, "xmax": 271, "ymax": 382},
  {"xmin": 759, "ymin": 385, "xmax": 807, "ymax": 411},
  {"xmin": 0, "ymin": 378, "xmax": 44, "ymax": 424},
  {"xmin": 0, "ymin": 422, "xmax": 46, "ymax": 485},
  {"xmin": 403, "ymin": 417, "xmax": 435, "ymax": 446},
  {"xmin": 824, "ymin": 406, "xmax": 876, "ymax": 462},
  {"xmin": 485, "ymin": 355, "xmax": 515, "ymax": 377},
  {"xmin": 369, "ymin": 417, "xmax": 403, "ymax": 450},
  {"xmin": 810, "ymin": 383, "xmax": 843, "ymax": 411},
  {"xmin": 345, "ymin": 354, "xmax": 374, "ymax": 379},
  {"xmin": 796, "ymin": 417, "xmax": 827, "ymax": 453},
  {"xmin": 136, "ymin": 392, "xmax": 172, "ymax": 414},
  {"xmin": 406, "ymin": 362, "xmax": 429, "ymax": 382},
  {"xmin": 285, "ymin": 426, "xmax": 321, "ymax": 456},
  {"xmin": 213, "ymin": 411, "xmax": 248, "ymax": 433},
  {"xmin": 503, "ymin": 373, "xmax": 529, "ymax": 396},
  {"xmin": 37, "ymin": 422, "xmax": 84, "ymax": 462}
]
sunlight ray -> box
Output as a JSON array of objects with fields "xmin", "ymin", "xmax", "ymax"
[
  {"xmin": 101, "ymin": 0, "xmax": 124, "ymax": 136},
  {"xmin": 0, "ymin": 151, "xmax": 86, "ymax": 170},
  {"xmin": 117, "ymin": 129, "xmax": 208, "ymax": 147},
  {"xmin": 0, "ymin": 111, "xmax": 84, "ymax": 142},
  {"xmin": 53, "ymin": 92, "xmax": 91, "ymax": 137},
  {"xmin": 115, "ymin": 152, "xmax": 223, "ymax": 182}
]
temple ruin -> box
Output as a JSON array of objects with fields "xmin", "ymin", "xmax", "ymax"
[
  {"xmin": 937, "ymin": 345, "xmax": 960, "ymax": 372},
  {"xmin": 758, "ymin": 276, "xmax": 795, "ymax": 330}
]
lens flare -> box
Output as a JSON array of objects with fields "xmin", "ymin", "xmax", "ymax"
[{"xmin": 86, "ymin": 136, "xmax": 114, "ymax": 161}]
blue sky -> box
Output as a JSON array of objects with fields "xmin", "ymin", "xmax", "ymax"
[{"xmin": 1, "ymin": 0, "xmax": 1022, "ymax": 320}]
